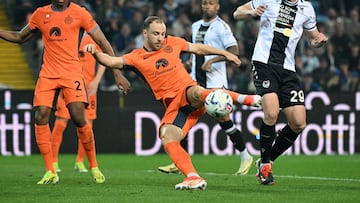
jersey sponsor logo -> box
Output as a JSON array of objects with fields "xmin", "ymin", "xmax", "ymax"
[
  {"xmin": 154, "ymin": 59, "xmax": 176, "ymax": 77},
  {"xmin": 268, "ymin": 2, "xmax": 298, "ymax": 65},
  {"xmin": 155, "ymin": 59, "xmax": 168, "ymax": 69},
  {"xmin": 275, "ymin": 3, "xmax": 297, "ymax": 31},
  {"xmin": 50, "ymin": 27, "xmax": 61, "ymax": 37},
  {"xmin": 274, "ymin": 2, "xmax": 297, "ymax": 38},
  {"xmin": 195, "ymin": 25, "xmax": 209, "ymax": 43}
]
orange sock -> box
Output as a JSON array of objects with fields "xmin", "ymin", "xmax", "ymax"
[
  {"xmin": 77, "ymin": 122, "xmax": 97, "ymax": 168},
  {"xmin": 232, "ymin": 91, "xmax": 255, "ymax": 106},
  {"xmin": 35, "ymin": 124, "xmax": 55, "ymax": 173},
  {"xmin": 51, "ymin": 119, "xmax": 67, "ymax": 163},
  {"xmin": 164, "ymin": 141, "xmax": 197, "ymax": 176},
  {"xmin": 76, "ymin": 122, "xmax": 92, "ymax": 163},
  {"xmin": 75, "ymin": 139, "xmax": 86, "ymax": 162}
]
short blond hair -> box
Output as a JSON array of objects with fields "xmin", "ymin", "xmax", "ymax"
[{"xmin": 143, "ymin": 16, "xmax": 164, "ymax": 30}]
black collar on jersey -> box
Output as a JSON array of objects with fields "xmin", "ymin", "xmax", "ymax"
[{"xmin": 143, "ymin": 46, "xmax": 152, "ymax": 52}]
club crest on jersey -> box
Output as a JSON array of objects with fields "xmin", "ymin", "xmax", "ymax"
[
  {"xmin": 65, "ymin": 15, "xmax": 73, "ymax": 24},
  {"xmin": 155, "ymin": 59, "xmax": 168, "ymax": 69},
  {"xmin": 262, "ymin": 80, "xmax": 270, "ymax": 88},
  {"xmin": 164, "ymin": 46, "xmax": 173, "ymax": 53}
]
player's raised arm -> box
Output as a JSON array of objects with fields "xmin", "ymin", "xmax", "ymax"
[
  {"xmin": 233, "ymin": 2, "xmax": 267, "ymax": 20},
  {"xmin": 201, "ymin": 45, "xmax": 239, "ymax": 72},
  {"xmin": 89, "ymin": 27, "xmax": 131, "ymax": 94},
  {"xmin": 188, "ymin": 43, "xmax": 241, "ymax": 66},
  {"xmin": 0, "ymin": 25, "xmax": 34, "ymax": 43},
  {"xmin": 84, "ymin": 44, "xmax": 125, "ymax": 69}
]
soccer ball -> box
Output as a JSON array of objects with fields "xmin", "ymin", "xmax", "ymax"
[{"xmin": 204, "ymin": 89, "xmax": 234, "ymax": 118}]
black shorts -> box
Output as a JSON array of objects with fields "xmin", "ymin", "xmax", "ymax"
[{"xmin": 252, "ymin": 61, "xmax": 305, "ymax": 108}]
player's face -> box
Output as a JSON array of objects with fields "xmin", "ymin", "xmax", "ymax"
[
  {"xmin": 202, "ymin": 0, "xmax": 219, "ymax": 21},
  {"xmin": 143, "ymin": 22, "xmax": 166, "ymax": 51}
]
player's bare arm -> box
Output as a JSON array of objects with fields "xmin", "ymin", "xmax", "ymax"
[
  {"xmin": 201, "ymin": 45, "xmax": 239, "ymax": 72},
  {"xmin": 84, "ymin": 44, "xmax": 125, "ymax": 69},
  {"xmin": 188, "ymin": 43, "xmax": 241, "ymax": 66},
  {"xmin": 308, "ymin": 29, "xmax": 328, "ymax": 48},
  {"xmin": 184, "ymin": 55, "xmax": 192, "ymax": 72},
  {"xmin": 0, "ymin": 25, "xmax": 34, "ymax": 43},
  {"xmin": 233, "ymin": 2, "xmax": 267, "ymax": 20},
  {"xmin": 88, "ymin": 63, "xmax": 106, "ymax": 96},
  {"xmin": 89, "ymin": 27, "xmax": 131, "ymax": 94},
  {"xmin": 90, "ymin": 28, "xmax": 114, "ymax": 56}
]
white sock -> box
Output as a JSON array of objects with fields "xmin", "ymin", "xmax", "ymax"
[
  {"xmin": 237, "ymin": 95, "xmax": 247, "ymax": 104},
  {"xmin": 187, "ymin": 173, "xmax": 199, "ymax": 177},
  {"xmin": 239, "ymin": 149, "xmax": 252, "ymax": 161}
]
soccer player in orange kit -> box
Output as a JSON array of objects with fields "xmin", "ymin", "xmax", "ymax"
[
  {"xmin": 84, "ymin": 16, "xmax": 261, "ymax": 190},
  {"xmin": 52, "ymin": 33, "xmax": 105, "ymax": 173},
  {"xmin": 0, "ymin": 0, "xmax": 130, "ymax": 184},
  {"xmin": 158, "ymin": 0, "xmax": 254, "ymax": 176}
]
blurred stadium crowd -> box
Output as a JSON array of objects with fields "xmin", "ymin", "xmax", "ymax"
[{"xmin": 3, "ymin": 0, "xmax": 360, "ymax": 94}]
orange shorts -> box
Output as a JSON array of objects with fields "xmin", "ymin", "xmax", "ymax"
[
  {"xmin": 160, "ymin": 86, "xmax": 206, "ymax": 138},
  {"xmin": 33, "ymin": 76, "xmax": 88, "ymax": 108},
  {"xmin": 55, "ymin": 92, "xmax": 97, "ymax": 120}
]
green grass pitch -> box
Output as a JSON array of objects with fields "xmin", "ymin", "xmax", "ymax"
[{"xmin": 0, "ymin": 154, "xmax": 359, "ymax": 203}]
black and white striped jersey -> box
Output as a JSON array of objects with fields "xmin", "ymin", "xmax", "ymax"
[
  {"xmin": 250, "ymin": 0, "xmax": 317, "ymax": 72},
  {"xmin": 191, "ymin": 16, "xmax": 238, "ymax": 88}
]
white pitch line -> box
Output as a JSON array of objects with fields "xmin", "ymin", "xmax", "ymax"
[
  {"xmin": 275, "ymin": 175, "xmax": 360, "ymax": 183},
  {"xmin": 144, "ymin": 170, "xmax": 360, "ymax": 183}
]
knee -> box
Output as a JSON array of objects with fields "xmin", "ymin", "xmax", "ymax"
[
  {"xmin": 34, "ymin": 114, "xmax": 47, "ymax": 125},
  {"xmin": 69, "ymin": 110, "xmax": 86, "ymax": 127},
  {"xmin": 263, "ymin": 110, "xmax": 279, "ymax": 125},
  {"xmin": 289, "ymin": 121, "xmax": 306, "ymax": 134},
  {"xmin": 34, "ymin": 109, "xmax": 50, "ymax": 125},
  {"xmin": 288, "ymin": 114, "xmax": 306, "ymax": 133},
  {"xmin": 160, "ymin": 124, "xmax": 183, "ymax": 144},
  {"xmin": 71, "ymin": 115, "xmax": 86, "ymax": 127}
]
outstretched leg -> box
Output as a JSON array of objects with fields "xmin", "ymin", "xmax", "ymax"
[
  {"xmin": 199, "ymin": 88, "xmax": 261, "ymax": 107},
  {"xmin": 160, "ymin": 124, "xmax": 207, "ymax": 190}
]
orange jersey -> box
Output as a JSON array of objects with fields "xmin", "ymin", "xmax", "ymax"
[
  {"xmin": 54, "ymin": 34, "xmax": 100, "ymax": 119},
  {"xmin": 28, "ymin": 2, "xmax": 98, "ymax": 78},
  {"xmin": 79, "ymin": 34, "xmax": 100, "ymax": 84},
  {"xmin": 123, "ymin": 36, "xmax": 196, "ymax": 101}
]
